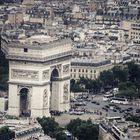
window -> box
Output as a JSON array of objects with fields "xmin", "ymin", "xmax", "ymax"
[{"xmin": 24, "ymin": 48, "xmax": 28, "ymax": 52}]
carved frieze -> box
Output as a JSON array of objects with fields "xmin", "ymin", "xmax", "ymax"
[
  {"xmin": 11, "ymin": 69, "xmax": 39, "ymax": 81},
  {"xmin": 63, "ymin": 83, "xmax": 69, "ymax": 101},
  {"xmin": 43, "ymin": 89, "xmax": 48, "ymax": 107},
  {"xmin": 63, "ymin": 64, "xmax": 69, "ymax": 75},
  {"xmin": 42, "ymin": 70, "xmax": 49, "ymax": 80},
  {"xmin": 57, "ymin": 64, "xmax": 61, "ymax": 72}
]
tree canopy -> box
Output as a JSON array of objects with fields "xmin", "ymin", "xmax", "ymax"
[
  {"xmin": 0, "ymin": 126, "xmax": 15, "ymax": 140},
  {"xmin": 37, "ymin": 117, "xmax": 61, "ymax": 138},
  {"xmin": 37, "ymin": 117, "xmax": 99, "ymax": 140},
  {"xmin": 67, "ymin": 118, "xmax": 99, "ymax": 140}
]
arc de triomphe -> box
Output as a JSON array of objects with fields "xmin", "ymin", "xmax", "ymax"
[{"xmin": 1, "ymin": 34, "xmax": 72, "ymax": 118}]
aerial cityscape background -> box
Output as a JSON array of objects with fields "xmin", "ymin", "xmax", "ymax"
[{"xmin": 0, "ymin": 0, "xmax": 140, "ymax": 140}]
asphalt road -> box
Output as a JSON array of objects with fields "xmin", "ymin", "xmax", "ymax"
[
  {"xmin": 86, "ymin": 94, "xmax": 139, "ymax": 117},
  {"xmin": 55, "ymin": 94, "xmax": 140, "ymax": 126}
]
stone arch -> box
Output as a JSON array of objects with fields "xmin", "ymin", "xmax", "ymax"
[
  {"xmin": 19, "ymin": 87, "xmax": 30, "ymax": 117},
  {"xmin": 50, "ymin": 68, "xmax": 59, "ymax": 81}
]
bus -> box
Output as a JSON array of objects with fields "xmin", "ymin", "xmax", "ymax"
[
  {"xmin": 103, "ymin": 94, "xmax": 114, "ymax": 101},
  {"xmin": 110, "ymin": 98, "xmax": 129, "ymax": 104}
]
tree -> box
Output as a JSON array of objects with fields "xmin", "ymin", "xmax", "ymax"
[
  {"xmin": 0, "ymin": 126, "xmax": 15, "ymax": 140},
  {"xmin": 112, "ymin": 66, "xmax": 128, "ymax": 83},
  {"xmin": 91, "ymin": 79, "xmax": 102, "ymax": 94},
  {"xmin": 118, "ymin": 81, "xmax": 138, "ymax": 100},
  {"xmin": 67, "ymin": 118, "xmax": 99, "ymax": 140},
  {"xmin": 37, "ymin": 117, "xmax": 60, "ymax": 138},
  {"xmin": 119, "ymin": 89, "xmax": 136, "ymax": 100},
  {"xmin": 76, "ymin": 123, "xmax": 99, "ymax": 140},
  {"xmin": 127, "ymin": 62, "xmax": 140, "ymax": 82},
  {"xmin": 118, "ymin": 82, "xmax": 127, "ymax": 91},
  {"xmin": 125, "ymin": 115, "xmax": 140, "ymax": 124},
  {"xmin": 67, "ymin": 118, "xmax": 82, "ymax": 137},
  {"xmin": 70, "ymin": 79, "xmax": 83, "ymax": 92},
  {"xmin": 99, "ymin": 70, "xmax": 114, "ymax": 88},
  {"xmin": 56, "ymin": 131, "xmax": 67, "ymax": 140}
]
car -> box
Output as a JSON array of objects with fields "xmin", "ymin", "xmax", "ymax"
[
  {"xmin": 113, "ymin": 109, "xmax": 117, "ymax": 112},
  {"xmin": 70, "ymin": 98, "xmax": 77, "ymax": 102},
  {"xmin": 119, "ymin": 110, "xmax": 124, "ymax": 113},
  {"xmin": 96, "ymin": 102, "xmax": 100, "ymax": 105},
  {"xmin": 75, "ymin": 111, "xmax": 84, "ymax": 115},
  {"xmin": 69, "ymin": 110, "xmax": 84, "ymax": 115},
  {"xmin": 105, "ymin": 105, "xmax": 109, "ymax": 108},
  {"xmin": 85, "ymin": 98, "xmax": 91, "ymax": 102},
  {"xmin": 126, "ymin": 107, "xmax": 133, "ymax": 111},
  {"xmin": 109, "ymin": 103, "xmax": 116, "ymax": 106},
  {"xmin": 86, "ymin": 110, "xmax": 93, "ymax": 114},
  {"xmin": 115, "ymin": 105, "xmax": 121, "ymax": 110},
  {"xmin": 136, "ymin": 109, "xmax": 140, "ymax": 113},
  {"xmin": 102, "ymin": 107, "xmax": 108, "ymax": 112},
  {"xmin": 91, "ymin": 101, "xmax": 97, "ymax": 104},
  {"xmin": 77, "ymin": 98, "xmax": 83, "ymax": 102},
  {"xmin": 75, "ymin": 102, "xmax": 86, "ymax": 106},
  {"xmin": 50, "ymin": 110, "xmax": 62, "ymax": 116}
]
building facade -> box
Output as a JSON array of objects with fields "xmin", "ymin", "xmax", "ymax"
[
  {"xmin": 71, "ymin": 59, "xmax": 112, "ymax": 80},
  {"xmin": 129, "ymin": 22, "xmax": 140, "ymax": 44}
]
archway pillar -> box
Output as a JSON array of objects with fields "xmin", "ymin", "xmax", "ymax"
[
  {"xmin": 31, "ymin": 85, "xmax": 51, "ymax": 118},
  {"xmin": 59, "ymin": 79, "xmax": 70, "ymax": 112},
  {"xmin": 8, "ymin": 84, "xmax": 20, "ymax": 116},
  {"xmin": 50, "ymin": 76, "xmax": 70, "ymax": 112}
]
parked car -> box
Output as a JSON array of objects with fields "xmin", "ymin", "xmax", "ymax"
[
  {"xmin": 91, "ymin": 101, "xmax": 97, "ymax": 104},
  {"xmin": 115, "ymin": 105, "xmax": 121, "ymax": 110},
  {"xmin": 126, "ymin": 107, "xmax": 133, "ymax": 112},
  {"xmin": 102, "ymin": 107, "xmax": 108, "ymax": 112},
  {"xmin": 119, "ymin": 109, "xmax": 124, "ymax": 113},
  {"xmin": 69, "ymin": 110, "xmax": 84, "ymax": 115},
  {"xmin": 75, "ymin": 102, "xmax": 86, "ymax": 106},
  {"xmin": 136, "ymin": 109, "xmax": 140, "ymax": 113},
  {"xmin": 113, "ymin": 109, "xmax": 117, "ymax": 112},
  {"xmin": 105, "ymin": 105, "xmax": 109, "ymax": 108},
  {"xmin": 96, "ymin": 102, "xmax": 100, "ymax": 105}
]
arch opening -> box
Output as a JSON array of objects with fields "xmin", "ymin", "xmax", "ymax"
[
  {"xmin": 50, "ymin": 68, "xmax": 59, "ymax": 112},
  {"xmin": 19, "ymin": 88, "xmax": 30, "ymax": 117},
  {"xmin": 50, "ymin": 68, "xmax": 59, "ymax": 81}
]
